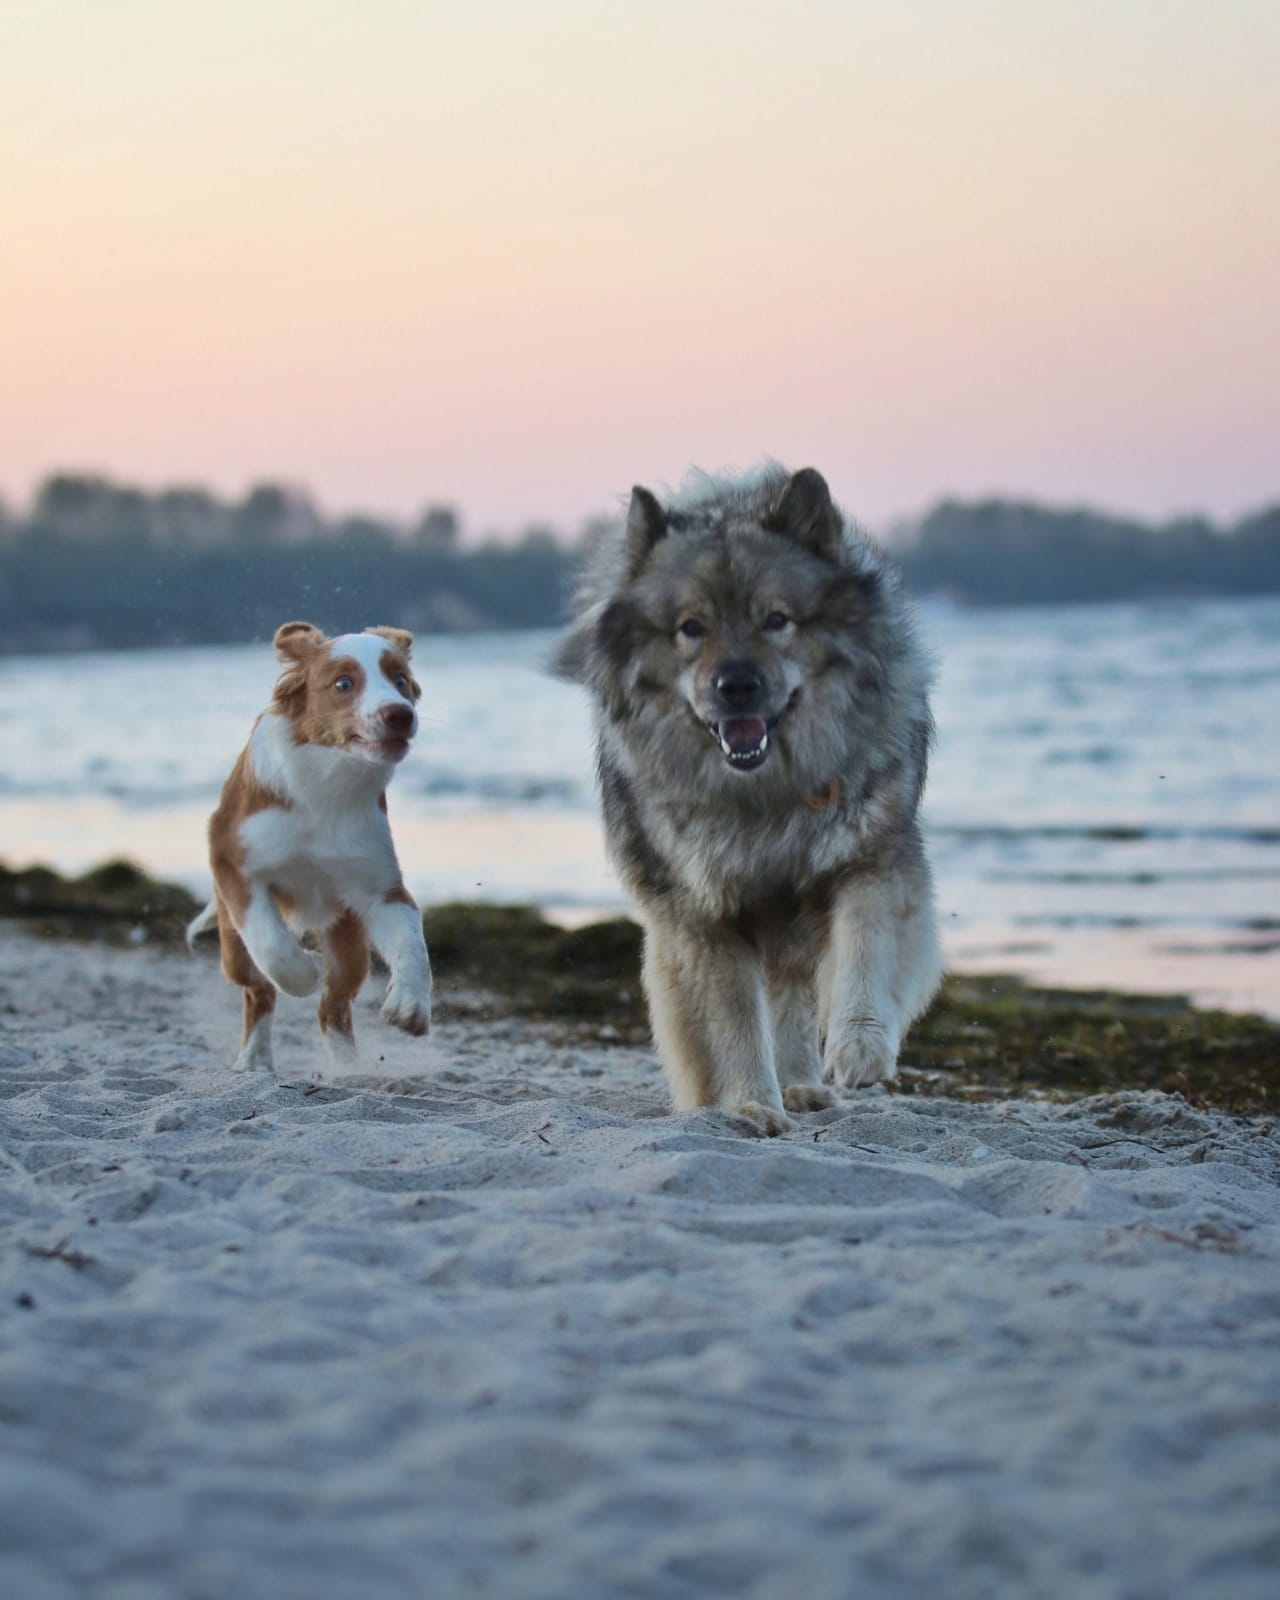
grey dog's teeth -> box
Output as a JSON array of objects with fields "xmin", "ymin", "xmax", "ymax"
[{"xmin": 722, "ymin": 730, "xmax": 768, "ymax": 764}]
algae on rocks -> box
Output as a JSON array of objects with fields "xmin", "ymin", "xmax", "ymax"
[
  {"xmin": 3, "ymin": 863, "xmax": 1276, "ymax": 1115},
  {"xmin": 0, "ymin": 859, "xmax": 201, "ymax": 945}
]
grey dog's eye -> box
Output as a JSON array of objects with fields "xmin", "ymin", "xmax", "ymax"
[
  {"xmin": 334, "ymin": 676, "xmax": 354, "ymax": 692},
  {"xmin": 677, "ymin": 618, "xmax": 706, "ymax": 640},
  {"xmin": 762, "ymin": 611, "xmax": 790, "ymax": 632}
]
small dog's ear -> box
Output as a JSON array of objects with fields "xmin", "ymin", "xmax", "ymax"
[
  {"xmin": 765, "ymin": 468, "xmax": 844, "ymax": 561},
  {"xmin": 366, "ymin": 625, "xmax": 414, "ymax": 657},
  {"xmin": 274, "ymin": 621, "xmax": 324, "ymax": 662},
  {"xmin": 624, "ymin": 486, "xmax": 668, "ymax": 579}
]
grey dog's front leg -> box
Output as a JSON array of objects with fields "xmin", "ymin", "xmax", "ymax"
[
  {"xmin": 642, "ymin": 915, "xmax": 790, "ymax": 1134},
  {"xmin": 769, "ymin": 969, "xmax": 838, "ymax": 1112},
  {"xmin": 821, "ymin": 870, "xmax": 908, "ymax": 1089}
]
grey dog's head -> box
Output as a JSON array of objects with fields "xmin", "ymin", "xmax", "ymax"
[{"xmin": 556, "ymin": 465, "xmax": 930, "ymax": 803}]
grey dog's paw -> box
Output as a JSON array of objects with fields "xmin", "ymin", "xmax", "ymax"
[
  {"xmin": 825, "ymin": 1022, "xmax": 900, "ymax": 1089},
  {"xmin": 782, "ymin": 1084, "xmax": 838, "ymax": 1112},
  {"xmin": 731, "ymin": 1101, "xmax": 793, "ymax": 1137}
]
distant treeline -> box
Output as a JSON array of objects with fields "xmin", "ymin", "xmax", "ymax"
[
  {"xmin": 0, "ymin": 476, "xmax": 575, "ymax": 651},
  {"xmin": 0, "ymin": 474, "xmax": 1276, "ymax": 652},
  {"xmin": 897, "ymin": 499, "xmax": 1280, "ymax": 607}
]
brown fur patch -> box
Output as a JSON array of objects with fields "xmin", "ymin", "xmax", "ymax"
[
  {"xmin": 274, "ymin": 621, "xmax": 325, "ymax": 661},
  {"xmin": 378, "ymin": 647, "xmax": 421, "ymax": 703},
  {"xmin": 383, "ymin": 883, "xmax": 417, "ymax": 908},
  {"xmin": 806, "ymin": 778, "xmax": 842, "ymax": 812},
  {"xmin": 318, "ymin": 910, "xmax": 370, "ymax": 1039},
  {"xmin": 208, "ymin": 736, "xmax": 291, "ymax": 922},
  {"xmin": 367, "ymin": 625, "xmax": 413, "ymax": 656},
  {"xmin": 284, "ymin": 653, "xmax": 365, "ymax": 748},
  {"xmin": 216, "ymin": 897, "xmax": 276, "ymax": 1042}
]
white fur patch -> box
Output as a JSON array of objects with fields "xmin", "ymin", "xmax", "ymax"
[
  {"xmin": 235, "ymin": 1014, "xmax": 275, "ymax": 1073},
  {"xmin": 329, "ymin": 632, "xmax": 418, "ymax": 730}
]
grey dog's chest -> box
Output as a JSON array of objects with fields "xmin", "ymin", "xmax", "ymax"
[{"xmin": 623, "ymin": 790, "xmax": 851, "ymax": 920}]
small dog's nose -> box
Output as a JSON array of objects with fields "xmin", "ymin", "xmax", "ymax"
[
  {"xmin": 713, "ymin": 660, "xmax": 765, "ymax": 708},
  {"xmin": 380, "ymin": 703, "xmax": 415, "ymax": 735}
]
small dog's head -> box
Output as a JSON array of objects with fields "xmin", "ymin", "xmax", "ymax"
[
  {"xmin": 558, "ymin": 467, "xmax": 894, "ymax": 792},
  {"xmin": 271, "ymin": 622, "xmax": 422, "ymax": 764}
]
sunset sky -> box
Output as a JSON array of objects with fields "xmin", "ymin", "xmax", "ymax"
[{"xmin": 4, "ymin": 1, "xmax": 1278, "ymax": 536}]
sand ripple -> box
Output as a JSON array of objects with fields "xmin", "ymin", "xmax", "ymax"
[{"xmin": 2, "ymin": 930, "xmax": 1279, "ymax": 1599}]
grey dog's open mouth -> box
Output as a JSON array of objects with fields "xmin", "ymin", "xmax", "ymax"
[{"xmin": 707, "ymin": 691, "xmax": 800, "ymax": 772}]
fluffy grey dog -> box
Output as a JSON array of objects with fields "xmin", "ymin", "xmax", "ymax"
[{"xmin": 556, "ymin": 465, "xmax": 942, "ymax": 1133}]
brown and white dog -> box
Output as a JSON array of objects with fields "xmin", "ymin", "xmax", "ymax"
[{"xmin": 189, "ymin": 620, "xmax": 433, "ymax": 1073}]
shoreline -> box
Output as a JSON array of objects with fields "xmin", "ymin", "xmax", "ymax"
[
  {"xmin": 3, "ymin": 858, "xmax": 1276, "ymax": 1117},
  {"xmin": 4, "ymin": 786, "xmax": 1278, "ymax": 1022}
]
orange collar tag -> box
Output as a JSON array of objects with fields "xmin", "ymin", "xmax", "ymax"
[{"xmin": 805, "ymin": 778, "xmax": 842, "ymax": 812}]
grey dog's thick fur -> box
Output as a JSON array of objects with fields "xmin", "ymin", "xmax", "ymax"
[{"xmin": 556, "ymin": 464, "xmax": 942, "ymax": 1132}]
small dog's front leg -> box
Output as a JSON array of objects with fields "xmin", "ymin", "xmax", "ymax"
[
  {"xmin": 239, "ymin": 883, "xmax": 320, "ymax": 998},
  {"xmin": 365, "ymin": 888, "xmax": 432, "ymax": 1036}
]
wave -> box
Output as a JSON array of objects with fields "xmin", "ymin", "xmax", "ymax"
[{"xmin": 934, "ymin": 824, "xmax": 1280, "ymax": 845}]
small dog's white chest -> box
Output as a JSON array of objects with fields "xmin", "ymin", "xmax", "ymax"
[{"xmin": 240, "ymin": 805, "xmax": 393, "ymax": 931}]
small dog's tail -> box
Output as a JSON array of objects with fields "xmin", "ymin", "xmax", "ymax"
[{"xmin": 186, "ymin": 898, "xmax": 219, "ymax": 949}]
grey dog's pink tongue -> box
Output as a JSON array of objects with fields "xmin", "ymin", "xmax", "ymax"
[{"xmin": 721, "ymin": 716, "xmax": 767, "ymax": 753}]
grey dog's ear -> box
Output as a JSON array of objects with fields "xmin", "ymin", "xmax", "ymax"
[
  {"xmin": 765, "ymin": 468, "xmax": 844, "ymax": 561},
  {"xmin": 623, "ymin": 486, "xmax": 668, "ymax": 579},
  {"xmin": 550, "ymin": 623, "xmax": 588, "ymax": 683}
]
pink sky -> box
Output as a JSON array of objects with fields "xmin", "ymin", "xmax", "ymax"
[{"xmin": 3, "ymin": 1, "xmax": 1278, "ymax": 536}]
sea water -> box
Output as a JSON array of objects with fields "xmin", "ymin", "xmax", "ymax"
[{"xmin": 2, "ymin": 596, "xmax": 1276, "ymax": 1015}]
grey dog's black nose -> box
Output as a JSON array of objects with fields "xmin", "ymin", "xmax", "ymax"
[{"xmin": 713, "ymin": 660, "xmax": 765, "ymax": 708}]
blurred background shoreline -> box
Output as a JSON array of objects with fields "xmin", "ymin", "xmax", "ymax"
[{"xmin": 1, "ymin": 470, "xmax": 1278, "ymax": 653}]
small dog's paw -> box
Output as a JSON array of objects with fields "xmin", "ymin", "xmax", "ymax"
[
  {"xmin": 318, "ymin": 1029, "xmax": 360, "ymax": 1074},
  {"xmin": 782, "ymin": 1084, "xmax": 838, "ymax": 1113},
  {"xmin": 825, "ymin": 1021, "xmax": 900, "ymax": 1089},
  {"xmin": 382, "ymin": 982, "xmax": 431, "ymax": 1037},
  {"xmin": 265, "ymin": 945, "xmax": 321, "ymax": 999},
  {"xmin": 730, "ymin": 1101, "xmax": 793, "ymax": 1137},
  {"xmin": 234, "ymin": 1037, "xmax": 274, "ymax": 1074}
]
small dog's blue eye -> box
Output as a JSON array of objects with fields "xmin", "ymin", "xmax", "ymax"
[
  {"xmin": 334, "ymin": 676, "xmax": 353, "ymax": 691},
  {"xmin": 762, "ymin": 611, "xmax": 790, "ymax": 632},
  {"xmin": 396, "ymin": 674, "xmax": 408, "ymax": 690},
  {"xmin": 677, "ymin": 618, "xmax": 705, "ymax": 640}
]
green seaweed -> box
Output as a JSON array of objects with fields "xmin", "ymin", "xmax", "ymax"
[
  {"xmin": 425, "ymin": 902, "xmax": 1279, "ymax": 1114},
  {"xmin": 4, "ymin": 862, "xmax": 1276, "ymax": 1114},
  {"xmin": 0, "ymin": 858, "xmax": 202, "ymax": 944},
  {"xmin": 422, "ymin": 902, "xmax": 648, "ymax": 1035},
  {"xmin": 902, "ymin": 973, "xmax": 1279, "ymax": 1115}
]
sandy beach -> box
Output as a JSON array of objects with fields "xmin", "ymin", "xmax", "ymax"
[{"xmin": 2, "ymin": 925, "xmax": 1279, "ymax": 1599}]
